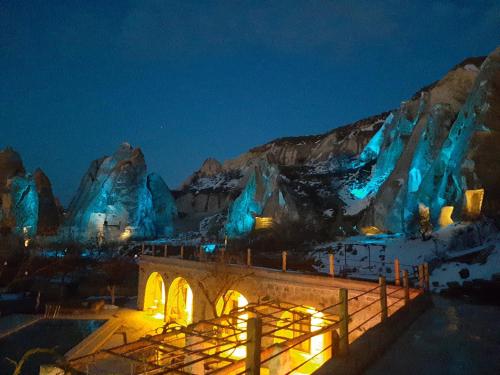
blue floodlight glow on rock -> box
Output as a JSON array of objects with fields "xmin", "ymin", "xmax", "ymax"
[
  {"xmin": 225, "ymin": 172, "xmax": 262, "ymax": 238},
  {"xmin": 202, "ymin": 244, "xmax": 217, "ymax": 253}
]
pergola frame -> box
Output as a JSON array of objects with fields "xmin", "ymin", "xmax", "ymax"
[{"xmin": 70, "ymin": 299, "xmax": 341, "ymax": 375}]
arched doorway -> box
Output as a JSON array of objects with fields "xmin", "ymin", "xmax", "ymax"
[
  {"xmin": 166, "ymin": 277, "xmax": 193, "ymax": 326},
  {"xmin": 216, "ymin": 290, "xmax": 249, "ymax": 359},
  {"xmin": 274, "ymin": 306, "xmax": 330, "ymax": 372},
  {"xmin": 143, "ymin": 272, "xmax": 166, "ymax": 319}
]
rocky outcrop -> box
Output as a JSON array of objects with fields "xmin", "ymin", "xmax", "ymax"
[
  {"xmin": 179, "ymin": 49, "xmax": 500, "ymax": 239},
  {"xmin": 5, "ymin": 175, "xmax": 38, "ymax": 237},
  {"xmin": 0, "ymin": 148, "xmax": 25, "ymax": 188},
  {"xmin": 34, "ymin": 168, "xmax": 60, "ymax": 235},
  {"xmin": 65, "ymin": 143, "xmax": 177, "ymax": 242},
  {"xmin": 0, "ymin": 148, "xmax": 60, "ymax": 237},
  {"xmin": 467, "ymin": 48, "xmax": 500, "ymax": 224},
  {"xmin": 181, "ymin": 158, "xmax": 223, "ymax": 188},
  {"xmin": 222, "ymin": 112, "xmax": 389, "ymax": 172},
  {"xmin": 176, "ymin": 113, "xmax": 387, "ymax": 232},
  {"xmin": 225, "ymin": 159, "xmax": 299, "ymax": 237},
  {"xmin": 356, "ymin": 51, "xmax": 500, "ymax": 233},
  {"xmin": 147, "ymin": 173, "xmax": 178, "ymax": 237}
]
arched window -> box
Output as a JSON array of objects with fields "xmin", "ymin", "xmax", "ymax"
[
  {"xmin": 166, "ymin": 277, "xmax": 193, "ymax": 326},
  {"xmin": 215, "ymin": 290, "xmax": 249, "ymax": 359},
  {"xmin": 143, "ymin": 272, "xmax": 166, "ymax": 320}
]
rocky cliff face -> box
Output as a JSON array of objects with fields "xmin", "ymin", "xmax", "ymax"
[
  {"xmin": 225, "ymin": 159, "xmax": 299, "ymax": 237},
  {"xmin": 64, "ymin": 143, "xmax": 177, "ymax": 242},
  {"xmin": 358, "ymin": 49, "xmax": 499, "ymax": 233},
  {"xmin": 0, "ymin": 148, "xmax": 60, "ymax": 237},
  {"xmin": 178, "ymin": 48, "xmax": 500, "ymax": 239}
]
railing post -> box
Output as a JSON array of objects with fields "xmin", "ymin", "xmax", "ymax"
[
  {"xmin": 394, "ymin": 258, "xmax": 400, "ymax": 286},
  {"xmin": 180, "ymin": 245, "xmax": 184, "ymax": 259},
  {"xmin": 329, "ymin": 252, "xmax": 335, "ymax": 277},
  {"xmin": 141, "ymin": 242, "xmax": 144, "ymax": 256},
  {"xmin": 152, "ymin": 244, "xmax": 156, "ymax": 256},
  {"xmin": 163, "ymin": 245, "xmax": 168, "ymax": 257},
  {"xmin": 418, "ymin": 264, "xmax": 425, "ymax": 289},
  {"xmin": 379, "ymin": 276, "xmax": 388, "ymax": 322},
  {"xmin": 245, "ymin": 316, "xmax": 262, "ymax": 375},
  {"xmin": 403, "ymin": 270, "xmax": 410, "ymax": 305},
  {"xmin": 424, "ymin": 262, "xmax": 430, "ymax": 291},
  {"xmin": 247, "ymin": 248, "xmax": 252, "ymax": 267},
  {"xmin": 282, "ymin": 251, "xmax": 287, "ymax": 272},
  {"xmin": 338, "ymin": 288, "xmax": 349, "ymax": 356}
]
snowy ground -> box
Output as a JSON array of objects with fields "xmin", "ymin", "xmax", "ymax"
[{"xmin": 312, "ymin": 221, "xmax": 500, "ymax": 292}]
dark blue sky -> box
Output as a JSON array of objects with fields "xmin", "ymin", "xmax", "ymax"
[{"xmin": 1, "ymin": 1, "xmax": 499, "ymax": 204}]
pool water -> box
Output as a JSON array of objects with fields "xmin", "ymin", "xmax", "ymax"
[{"xmin": 0, "ymin": 319, "xmax": 104, "ymax": 374}]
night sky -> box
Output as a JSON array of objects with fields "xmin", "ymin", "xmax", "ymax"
[{"xmin": 1, "ymin": 1, "xmax": 499, "ymax": 205}]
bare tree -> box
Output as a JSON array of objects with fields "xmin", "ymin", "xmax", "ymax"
[
  {"xmin": 196, "ymin": 252, "xmax": 254, "ymax": 319},
  {"xmin": 100, "ymin": 256, "xmax": 137, "ymax": 305}
]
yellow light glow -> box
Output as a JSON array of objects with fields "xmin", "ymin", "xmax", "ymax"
[
  {"xmin": 166, "ymin": 277, "xmax": 193, "ymax": 326},
  {"xmin": 215, "ymin": 290, "xmax": 249, "ymax": 359},
  {"xmin": 464, "ymin": 189, "xmax": 484, "ymax": 219},
  {"xmin": 361, "ymin": 226, "xmax": 383, "ymax": 236},
  {"xmin": 24, "ymin": 239, "xmax": 30, "ymax": 247},
  {"xmin": 273, "ymin": 306, "xmax": 330, "ymax": 374},
  {"xmin": 153, "ymin": 312, "xmax": 165, "ymax": 320},
  {"xmin": 144, "ymin": 272, "xmax": 166, "ymax": 319},
  {"xmin": 438, "ymin": 206, "xmax": 454, "ymax": 227},
  {"xmin": 186, "ymin": 286, "xmax": 193, "ymax": 324},
  {"xmin": 255, "ymin": 216, "xmax": 273, "ymax": 230},
  {"xmin": 120, "ymin": 226, "xmax": 133, "ymax": 240}
]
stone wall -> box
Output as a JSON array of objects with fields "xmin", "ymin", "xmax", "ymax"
[{"xmin": 138, "ymin": 256, "xmax": 407, "ymax": 325}]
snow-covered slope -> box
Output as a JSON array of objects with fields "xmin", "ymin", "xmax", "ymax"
[{"xmin": 313, "ymin": 220, "xmax": 499, "ymax": 293}]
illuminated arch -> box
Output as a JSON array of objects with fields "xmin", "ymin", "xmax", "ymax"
[
  {"xmin": 143, "ymin": 272, "xmax": 166, "ymax": 320},
  {"xmin": 166, "ymin": 277, "xmax": 194, "ymax": 326},
  {"xmin": 274, "ymin": 306, "xmax": 330, "ymax": 372},
  {"xmin": 215, "ymin": 290, "xmax": 249, "ymax": 359}
]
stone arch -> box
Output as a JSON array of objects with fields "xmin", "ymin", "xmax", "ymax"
[
  {"xmin": 143, "ymin": 271, "xmax": 166, "ymax": 319},
  {"xmin": 216, "ymin": 289, "xmax": 249, "ymax": 317},
  {"xmin": 215, "ymin": 290, "xmax": 249, "ymax": 359},
  {"xmin": 166, "ymin": 277, "xmax": 194, "ymax": 326}
]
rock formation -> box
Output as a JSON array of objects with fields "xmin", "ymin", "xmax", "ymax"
[
  {"xmin": 147, "ymin": 173, "xmax": 178, "ymax": 237},
  {"xmin": 65, "ymin": 143, "xmax": 177, "ymax": 242},
  {"xmin": 225, "ymin": 159, "xmax": 298, "ymax": 237},
  {"xmin": 34, "ymin": 168, "xmax": 60, "ymax": 235},
  {"xmin": 178, "ymin": 48, "xmax": 500, "ymax": 239},
  {"xmin": 0, "ymin": 148, "xmax": 60, "ymax": 237},
  {"xmin": 357, "ymin": 48, "xmax": 500, "ymax": 233}
]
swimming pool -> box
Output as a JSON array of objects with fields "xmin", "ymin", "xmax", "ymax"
[{"xmin": 0, "ymin": 319, "xmax": 104, "ymax": 374}]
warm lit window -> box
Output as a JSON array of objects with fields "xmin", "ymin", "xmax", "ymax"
[{"xmin": 255, "ymin": 216, "xmax": 273, "ymax": 230}]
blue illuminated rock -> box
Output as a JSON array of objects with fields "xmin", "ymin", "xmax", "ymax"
[
  {"xmin": 6, "ymin": 175, "xmax": 39, "ymax": 236},
  {"xmin": 0, "ymin": 148, "xmax": 60, "ymax": 238},
  {"xmin": 357, "ymin": 50, "xmax": 500, "ymax": 233},
  {"xmin": 225, "ymin": 160, "xmax": 298, "ymax": 238},
  {"xmin": 65, "ymin": 143, "xmax": 176, "ymax": 242}
]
